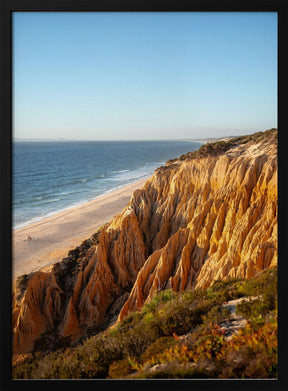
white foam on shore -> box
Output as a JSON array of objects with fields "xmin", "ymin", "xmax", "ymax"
[
  {"xmin": 13, "ymin": 176, "xmax": 151, "ymax": 231},
  {"xmin": 13, "ymin": 158, "xmax": 165, "ymax": 230}
]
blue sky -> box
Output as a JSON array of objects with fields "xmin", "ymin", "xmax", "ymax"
[{"xmin": 13, "ymin": 12, "xmax": 277, "ymax": 140}]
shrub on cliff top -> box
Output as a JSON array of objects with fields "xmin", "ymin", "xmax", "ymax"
[
  {"xmin": 132, "ymin": 315, "xmax": 277, "ymax": 379},
  {"xmin": 172, "ymin": 128, "xmax": 277, "ymax": 163}
]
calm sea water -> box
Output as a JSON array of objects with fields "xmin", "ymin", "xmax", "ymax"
[{"xmin": 13, "ymin": 140, "xmax": 201, "ymax": 229}]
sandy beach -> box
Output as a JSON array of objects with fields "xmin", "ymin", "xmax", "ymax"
[{"xmin": 13, "ymin": 179, "xmax": 147, "ymax": 278}]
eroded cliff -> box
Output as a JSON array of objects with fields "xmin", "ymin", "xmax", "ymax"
[{"xmin": 12, "ymin": 129, "xmax": 277, "ymax": 354}]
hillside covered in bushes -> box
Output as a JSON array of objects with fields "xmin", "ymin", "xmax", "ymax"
[{"xmin": 13, "ymin": 267, "xmax": 277, "ymax": 379}]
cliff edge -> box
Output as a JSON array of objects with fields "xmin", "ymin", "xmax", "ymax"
[{"xmin": 12, "ymin": 129, "xmax": 277, "ymax": 354}]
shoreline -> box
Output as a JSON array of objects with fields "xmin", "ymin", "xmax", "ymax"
[
  {"xmin": 14, "ymin": 177, "xmax": 151, "ymax": 231},
  {"xmin": 13, "ymin": 178, "xmax": 147, "ymax": 279}
]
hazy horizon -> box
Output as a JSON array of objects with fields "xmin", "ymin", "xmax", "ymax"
[
  {"xmin": 13, "ymin": 131, "xmax": 254, "ymax": 142},
  {"xmin": 13, "ymin": 12, "xmax": 277, "ymax": 141}
]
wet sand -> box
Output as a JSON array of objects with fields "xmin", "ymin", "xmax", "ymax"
[{"xmin": 13, "ymin": 179, "xmax": 147, "ymax": 278}]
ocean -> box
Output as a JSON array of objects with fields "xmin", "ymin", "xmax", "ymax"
[{"xmin": 13, "ymin": 140, "xmax": 201, "ymax": 229}]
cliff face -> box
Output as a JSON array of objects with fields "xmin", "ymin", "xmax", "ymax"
[{"xmin": 12, "ymin": 130, "xmax": 277, "ymax": 354}]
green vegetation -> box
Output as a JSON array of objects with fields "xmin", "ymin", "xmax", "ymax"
[
  {"xmin": 230, "ymin": 128, "xmax": 277, "ymax": 145},
  {"xmin": 15, "ymin": 274, "xmax": 30, "ymax": 301},
  {"xmin": 13, "ymin": 267, "xmax": 277, "ymax": 379},
  {"xmin": 16, "ymin": 274, "xmax": 29, "ymax": 290},
  {"xmin": 179, "ymin": 140, "xmax": 235, "ymax": 160},
  {"xmin": 166, "ymin": 128, "xmax": 277, "ymax": 164}
]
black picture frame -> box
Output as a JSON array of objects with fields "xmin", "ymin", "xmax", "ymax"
[{"xmin": 1, "ymin": 1, "xmax": 287, "ymax": 390}]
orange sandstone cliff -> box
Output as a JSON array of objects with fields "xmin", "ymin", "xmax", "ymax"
[{"xmin": 12, "ymin": 129, "xmax": 277, "ymax": 354}]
